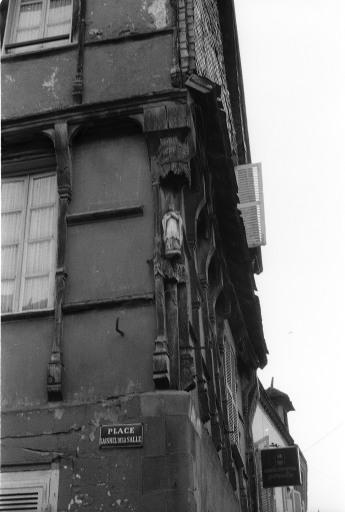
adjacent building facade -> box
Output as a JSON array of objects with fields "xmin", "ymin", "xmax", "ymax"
[
  {"xmin": 252, "ymin": 382, "xmax": 308, "ymax": 512},
  {"xmin": 0, "ymin": 1, "xmax": 290, "ymax": 511}
]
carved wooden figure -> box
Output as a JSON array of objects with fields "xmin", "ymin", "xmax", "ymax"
[{"xmin": 144, "ymin": 102, "xmax": 195, "ymax": 391}]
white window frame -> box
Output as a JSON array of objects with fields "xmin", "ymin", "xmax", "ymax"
[
  {"xmin": 1, "ymin": 172, "xmax": 58, "ymax": 314},
  {"xmin": 3, "ymin": 0, "xmax": 73, "ymax": 54},
  {"xmin": 0, "ymin": 469, "xmax": 59, "ymax": 512}
]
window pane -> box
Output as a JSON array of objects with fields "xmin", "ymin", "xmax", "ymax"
[
  {"xmin": 46, "ymin": 0, "xmax": 72, "ymax": 37},
  {"xmin": 31, "ymin": 175, "xmax": 56, "ymax": 206},
  {"xmin": 25, "ymin": 240, "xmax": 52, "ymax": 275},
  {"xmin": 1, "ymin": 245, "xmax": 19, "ymax": 279},
  {"xmin": 1, "ymin": 280, "xmax": 15, "ymax": 313},
  {"xmin": 1, "ymin": 180, "xmax": 26, "ymax": 212},
  {"xmin": 28, "ymin": 206, "xmax": 56, "ymax": 240},
  {"xmin": 22, "ymin": 275, "xmax": 49, "ymax": 310},
  {"xmin": 15, "ymin": 1, "xmax": 43, "ymax": 43},
  {"xmin": 2, "ymin": 212, "xmax": 23, "ymax": 244}
]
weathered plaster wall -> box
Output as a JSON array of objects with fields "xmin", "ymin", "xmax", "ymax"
[
  {"xmin": 66, "ymin": 132, "xmax": 154, "ymax": 303},
  {"xmin": 70, "ymin": 133, "xmax": 151, "ymax": 213},
  {"xmin": 82, "ymin": 35, "xmax": 173, "ymax": 105},
  {"xmin": 65, "ymin": 216, "xmax": 154, "ymax": 301},
  {"xmin": 1, "ymin": 316, "xmax": 55, "ymax": 409},
  {"xmin": 1, "ymin": 132, "xmax": 155, "ymax": 410},
  {"xmin": 86, "ymin": 0, "xmax": 172, "ymax": 40},
  {"xmin": 1, "ymin": 0, "xmax": 173, "ymax": 119},
  {"xmin": 1, "ymin": 392, "xmax": 239, "ymax": 512},
  {"xmin": 1, "ymin": 50, "xmax": 78, "ymax": 118},
  {"xmin": 63, "ymin": 305, "xmax": 156, "ymax": 402},
  {"xmin": 194, "ymin": 423, "xmax": 241, "ymax": 512}
]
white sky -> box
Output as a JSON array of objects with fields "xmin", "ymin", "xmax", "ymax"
[{"xmin": 234, "ymin": 1, "xmax": 345, "ymax": 511}]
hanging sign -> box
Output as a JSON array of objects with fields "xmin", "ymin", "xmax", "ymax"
[
  {"xmin": 99, "ymin": 423, "xmax": 143, "ymax": 448},
  {"xmin": 261, "ymin": 446, "xmax": 302, "ymax": 488}
]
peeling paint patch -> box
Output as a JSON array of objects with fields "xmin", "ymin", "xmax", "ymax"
[
  {"xmin": 54, "ymin": 408, "xmax": 64, "ymax": 420},
  {"xmin": 148, "ymin": 0, "xmax": 168, "ymax": 29},
  {"xmin": 5, "ymin": 75, "xmax": 15, "ymax": 84},
  {"xmin": 89, "ymin": 27, "xmax": 103, "ymax": 39},
  {"xmin": 42, "ymin": 67, "xmax": 59, "ymax": 99},
  {"xmin": 68, "ymin": 493, "xmax": 92, "ymax": 510}
]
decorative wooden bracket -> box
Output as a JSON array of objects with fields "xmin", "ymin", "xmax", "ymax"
[
  {"xmin": 144, "ymin": 103, "xmax": 195, "ymax": 186},
  {"xmin": 153, "ymin": 235, "xmax": 170, "ymax": 388},
  {"xmin": 144, "ymin": 102, "xmax": 196, "ymax": 390},
  {"xmin": 43, "ymin": 122, "xmax": 74, "ymax": 401},
  {"xmin": 178, "ymin": 284, "xmax": 196, "ymax": 392}
]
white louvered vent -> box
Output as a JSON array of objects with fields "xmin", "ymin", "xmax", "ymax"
[
  {"xmin": 0, "ymin": 488, "xmax": 41, "ymax": 510},
  {"xmin": 0, "ymin": 470, "xmax": 59, "ymax": 512},
  {"xmin": 235, "ymin": 163, "xmax": 266, "ymax": 248}
]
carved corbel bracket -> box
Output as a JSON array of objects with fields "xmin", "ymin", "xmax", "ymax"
[
  {"xmin": 153, "ymin": 335, "xmax": 171, "ymax": 389},
  {"xmin": 152, "ymin": 236, "xmax": 171, "ymax": 388},
  {"xmin": 145, "ymin": 103, "xmax": 195, "ymax": 390},
  {"xmin": 42, "ymin": 122, "xmax": 75, "ymax": 201},
  {"xmin": 211, "ymin": 410, "xmax": 222, "ymax": 452},
  {"xmin": 43, "ymin": 122, "xmax": 75, "ymax": 401},
  {"xmin": 47, "ymin": 269, "xmax": 67, "ymax": 401},
  {"xmin": 143, "ymin": 103, "xmax": 195, "ymax": 186},
  {"xmin": 157, "ymin": 135, "xmax": 191, "ymax": 184},
  {"xmin": 47, "ymin": 351, "xmax": 63, "ymax": 401},
  {"xmin": 198, "ymin": 376, "xmax": 210, "ymax": 422},
  {"xmin": 180, "ymin": 351, "xmax": 196, "ymax": 391}
]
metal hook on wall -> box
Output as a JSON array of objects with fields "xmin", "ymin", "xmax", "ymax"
[{"xmin": 115, "ymin": 317, "xmax": 124, "ymax": 337}]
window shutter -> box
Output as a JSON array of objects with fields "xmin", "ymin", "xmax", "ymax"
[
  {"xmin": 224, "ymin": 339, "xmax": 239, "ymax": 446},
  {"xmin": 235, "ymin": 163, "xmax": 266, "ymax": 248},
  {"xmin": 0, "ymin": 470, "xmax": 58, "ymax": 512},
  {"xmin": 293, "ymin": 491, "xmax": 302, "ymax": 512}
]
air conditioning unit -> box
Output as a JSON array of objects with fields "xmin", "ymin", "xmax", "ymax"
[{"xmin": 235, "ymin": 163, "xmax": 266, "ymax": 248}]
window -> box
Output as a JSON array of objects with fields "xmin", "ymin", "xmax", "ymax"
[
  {"xmin": 224, "ymin": 337, "xmax": 239, "ymax": 446},
  {"xmin": 3, "ymin": 0, "xmax": 73, "ymax": 54},
  {"xmin": 235, "ymin": 163, "xmax": 266, "ymax": 248},
  {"xmin": 1, "ymin": 173, "xmax": 58, "ymax": 314},
  {"xmin": 0, "ymin": 469, "xmax": 59, "ymax": 512}
]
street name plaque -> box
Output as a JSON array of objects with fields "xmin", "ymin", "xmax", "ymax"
[{"xmin": 99, "ymin": 423, "xmax": 144, "ymax": 448}]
